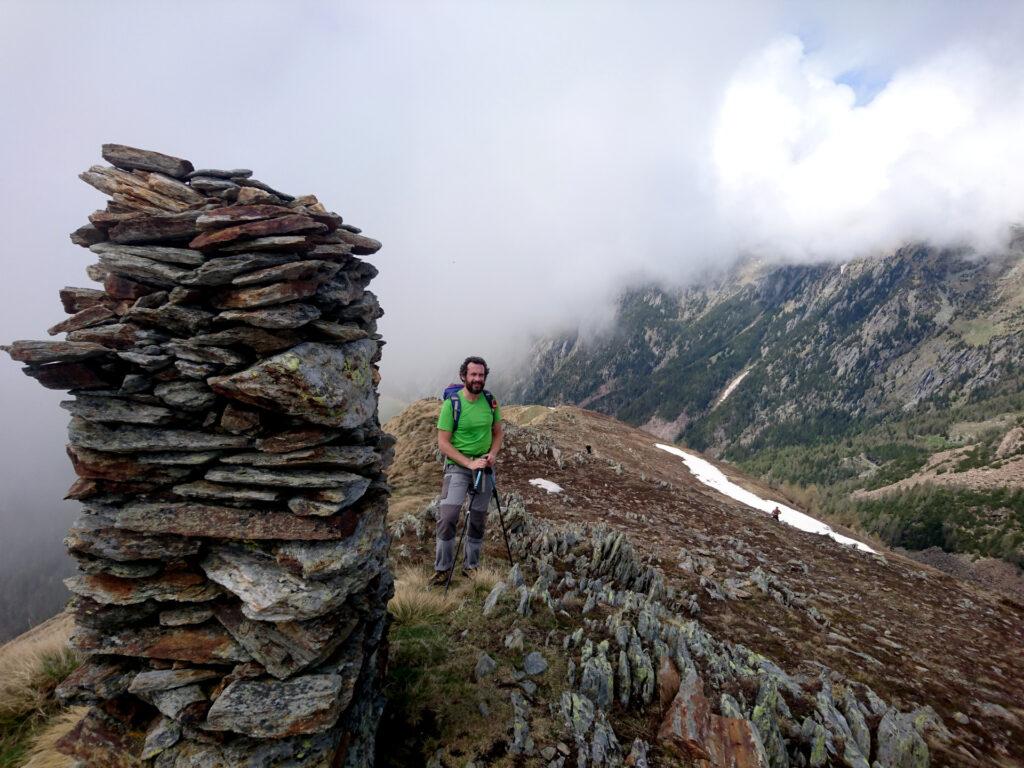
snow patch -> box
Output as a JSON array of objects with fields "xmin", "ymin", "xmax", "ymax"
[
  {"xmin": 655, "ymin": 443, "xmax": 875, "ymax": 553},
  {"xmin": 529, "ymin": 478, "xmax": 563, "ymax": 494},
  {"xmin": 714, "ymin": 368, "xmax": 750, "ymax": 408}
]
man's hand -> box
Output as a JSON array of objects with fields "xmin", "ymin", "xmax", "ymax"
[
  {"xmin": 484, "ymin": 452, "xmax": 497, "ymax": 468},
  {"xmin": 468, "ymin": 457, "xmax": 489, "ymax": 471}
]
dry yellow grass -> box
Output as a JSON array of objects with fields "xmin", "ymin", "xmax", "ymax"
[
  {"xmin": 0, "ymin": 613, "xmax": 75, "ymax": 721},
  {"xmin": 388, "ymin": 564, "xmax": 504, "ymax": 624},
  {"xmin": 20, "ymin": 707, "xmax": 83, "ymax": 768}
]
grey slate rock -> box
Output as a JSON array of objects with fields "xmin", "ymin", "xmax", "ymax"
[
  {"xmin": 61, "ymin": 396, "xmax": 175, "ymax": 425},
  {"xmin": 482, "ymin": 581, "xmax": 507, "ymax": 617},
  {"xmin": 202, "ymin": 543, "xmax": 379, "ymax": 621},
  {"xmin": 217, "ymin": 302, "xmax": 322, "ymax": 329},
  {"xmin": 205, "ymin": 673, "xmax": 351, "ymax": 738},
  {"xmin": 68, "ymin": 417, "xmax": 250, "ymax": 452},
  {"xmin": 102, "ymin": 144, "xmax": 194, "ymax": 178},
  {"xmin": 205, "ymin": 465, "xmax": 370, "ymax": 490},
  {"xmin": 209, "ymin": 340, "xmax": 377, "ymax": 428},
  {"xmin": 875, "ymin": 710, "xmax": 929, "ymax": 768},
  {"xmin": 524, "ymin": 651, "xmax": 548, "ymax": 676},
  {"xmin": 474, "ymin": 653, "xmax": 497, "ymax": 681},
  {"xmin": 509, "ymin": 690, "xmax": 534, "ymax": 755},
  {"xmin": 153, "ymin": 380, "xmax": 217, "ymax": 411}
]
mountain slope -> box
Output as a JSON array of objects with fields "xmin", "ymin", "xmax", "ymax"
[
  {"xmin": 385, "ymin": 400, "xmax": 1024, "ymax": 766},
  {"xmin": 509, "ymin": 246, "xmax": 1024, "ymax": 564}
]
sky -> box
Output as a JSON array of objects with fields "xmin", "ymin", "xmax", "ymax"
[{"xmin": 1, "ymin": 1, "xmax": 1023, "ymax": 618}]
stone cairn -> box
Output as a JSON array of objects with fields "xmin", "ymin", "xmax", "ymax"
[{"xmin": 2, "ymin": 144, "xmax": 393, "ymax": 766}]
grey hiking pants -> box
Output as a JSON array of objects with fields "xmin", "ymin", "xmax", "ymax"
[{"xmin": 434, "ymin": 464, "xmax": 493, "ymax": 572}]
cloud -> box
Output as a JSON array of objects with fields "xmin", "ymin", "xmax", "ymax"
[
  {"xmin": 711, "ymin": 35, "xmax": 1024, "ymax": 260},
  {"xmin": 1, "ymin": 3, "xmax": 1024, "ymax": 564}
]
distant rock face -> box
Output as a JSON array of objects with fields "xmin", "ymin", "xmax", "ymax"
[
  {"xmin": 4, "ymin": 144, "xmax": 392, "ymax": 767},
  {"xmin": 511, "ymin": 247, "xmax": 1024, "ymax": 455}
]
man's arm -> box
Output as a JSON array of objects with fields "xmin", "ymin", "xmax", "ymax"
[
  {"xmin": 438, "ymin": 429, "xmax": 488, "ymax": 470},
  {"xmin": 485, "ymin": 420, "xmax": 504, "ymax": 467}
]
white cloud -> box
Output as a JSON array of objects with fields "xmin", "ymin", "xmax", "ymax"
[{"xmin": 711, "ymin": 35, "xmax": 1024, "ymax": 259}]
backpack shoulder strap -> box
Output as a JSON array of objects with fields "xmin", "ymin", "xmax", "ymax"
[
  {"xmin": 448, "ymin": 391, "xmax": 462, "ymax": 433},
  {"xmin": 483, "ymin": 390, "xmax": 497, "ymax": 412}
]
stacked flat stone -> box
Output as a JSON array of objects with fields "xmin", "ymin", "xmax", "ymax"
[{"xmin": 2, "ymin": 144, "xmax": 393, "ymax": 767}]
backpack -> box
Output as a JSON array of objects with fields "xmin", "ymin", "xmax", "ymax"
[{"xmin": 442, "ymin": 383, "xmax": 496, "ymax": 433}]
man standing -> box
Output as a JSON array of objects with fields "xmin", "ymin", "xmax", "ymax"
[{"xmin": 432, "ymin": 356, "xmax": 504, "ymax": 584}]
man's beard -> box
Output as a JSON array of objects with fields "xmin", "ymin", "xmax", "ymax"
[{"xmin": 466, "ymin": 380, "xmax": 484, "ymax": 394}]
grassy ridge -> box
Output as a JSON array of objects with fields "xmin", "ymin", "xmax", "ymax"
[{"xmin": 0, "ymin": 615, "xmax": 78, "ymax": 768}]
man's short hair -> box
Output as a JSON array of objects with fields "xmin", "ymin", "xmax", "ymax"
[{"xmin": 459, "ymin": 356, "xmax": 489, "ymax": 381}]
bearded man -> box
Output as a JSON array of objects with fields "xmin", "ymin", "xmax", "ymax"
[{"xmin": 431, "ymin": 356, "xmax": 504, "ymax": 584}]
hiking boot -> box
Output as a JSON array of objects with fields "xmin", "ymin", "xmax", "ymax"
[
  {"xmin": 429, "ymin": 569, "xmax": 451, "ymax": 587},
  {"xmin": 461, "ymin": 568, "xmax": 476, "ymax": 580}
]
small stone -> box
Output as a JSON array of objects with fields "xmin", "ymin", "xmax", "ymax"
[
  {"xmin": 236, "ymin": 186, "xmax": 278, "ymax": 205},
  {"xmin": 108, "ymin": 212, "xmax": 202, "ymax": 244},
  {"xmin": 213, "ymin": 280, "xmax": 324, "ymax": 310},
  {"xmin": 217, "ymin": 303, "xmax": 321, "ymax": 329},
  {"xmin": 509, "ymin": 691, "xmax": 534, "ymax": 755},
  {"xmin": 47, "ymin": 305, "xmax": 117, "ymax": 336},
  {"xmin": 876, "ymin": 710, "xmax": 929, "ymax": 768},
  {"xmin": 65, "ymin": 569, "xmax": 221, "ymax": 606},
  {"xmin": 330, "ymin": 227, "xmax": 382, "ymax": 254},
  {"xmin": 102, "ymin": 143, "xmax": 194, "ymax": 178},
  {"xmin": 2, "ymin": 340, "xmax": 109, "ymax": 364},
  {"xmin": 205, "ymin": 673, "xmax": 352, "ymax": 737},
  {"xmin": 505, "ymin": 628, "xmax": 525, "ymax": 652},
  {"xmin": 188, "ymin": 168, "xmax": 253, "ymax": 180},
  {"xmin": 60, "ymin": 396, "xmax": 175, "ymax": 425},
  {"xmin": 524, "ymin": 651, "xmax": 548, "ymax": 676},
  {"xmin": 205, "ymin": 465, "xmax": 369, "ymax": 489},
  {"xmin": 141, "ymin": 716, "xmax": 181, "ymax": 760},
  {"xmin": 173, "ymin": 480, "xmax": 279, "ymax": 503},
  {"xmin": 483, "ymin": 582, "xmax": 507, "ymax": 616},
  {"xmin": 287, "ymin": 483, "xmax": 372, "ymax": 516},
  {"xmin": 196, "ymin": 204, "xmax": 291, "ymax": 230},
  {"xmin": 138, "ymin": 451, "xmax": 222, "ymax": 466},
  {"xmin": 307, "ymin": 320, "xmax": 368, "ymax": 342},
  {"xmin": 255, "ymin": 427, "xmax": 340, "ymax": 453},
  {"xmin": 159, "ymin": 606, "xmax": 214, "ymax": 626},
  {"xmin": 190, "ymin": 215, "xmax": 327, "ymax": 251},
  {"xmin": 128, "ymin": 668, "xmax": 220, "ymax": 695},
  {"xmin": 218, "ymin": 235, "xmax": 314, "ymax": 253},
  {"xmin": 188, "ymin": 176, "xmax": 240, "ymax": 193},
  {"xmin": 153, "ymin": 380, "xmax": 217, "ymax": 411},
  {"xmin": 220, "ymin": 403, "xmax": 261, "ymax": 434},
  {"xmin": 68, "ymin": 418, "xmax": 250, "ymax": 453},
  {"xmin": 231, "ymin": 259, "xmax": 340, "ymax": 287},
  {"xmin": 180, "ymin": 253, "xmax": 294, "ymax": 287},
  {"xmin": 222, "ymin": 444, "xmax": 379, "ymax": 470},
  {"xmin": 71, "ymin": 623, "xmax": 250, "ymax": 665},
  {"xmin": 91, "ymin": 242, "xmax": 204, "ymax": 267},
  {"xmin": 474, "ymin": 653, "xmax": 497, "ymax": 681}
]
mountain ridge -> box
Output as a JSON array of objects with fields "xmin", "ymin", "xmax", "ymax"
[{"xmin": 509, "ymin": 245, "xmax": 1024, "ymax": 566}]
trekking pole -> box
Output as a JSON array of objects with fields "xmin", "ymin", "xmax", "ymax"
[
  {"xmin": 489, "ymin": 471, "xmax": 516, "ymax": 566},
  {"xmin": 444, "ymin": 472, "xmax": 481, "ymax": 595}
]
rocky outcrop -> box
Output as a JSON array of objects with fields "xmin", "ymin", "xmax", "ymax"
[
  {"xmin": 479, "ymin": 516, "xmax": 937, "ymax": 768},
  {"xmin": 3, "ymin": 144, "xmax": 391, "ymax": 766}
]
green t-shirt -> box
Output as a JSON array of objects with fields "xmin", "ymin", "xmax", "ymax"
[{"xmin": 437, "ymin": 390, "xmax": 501, "ymax": 463}]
